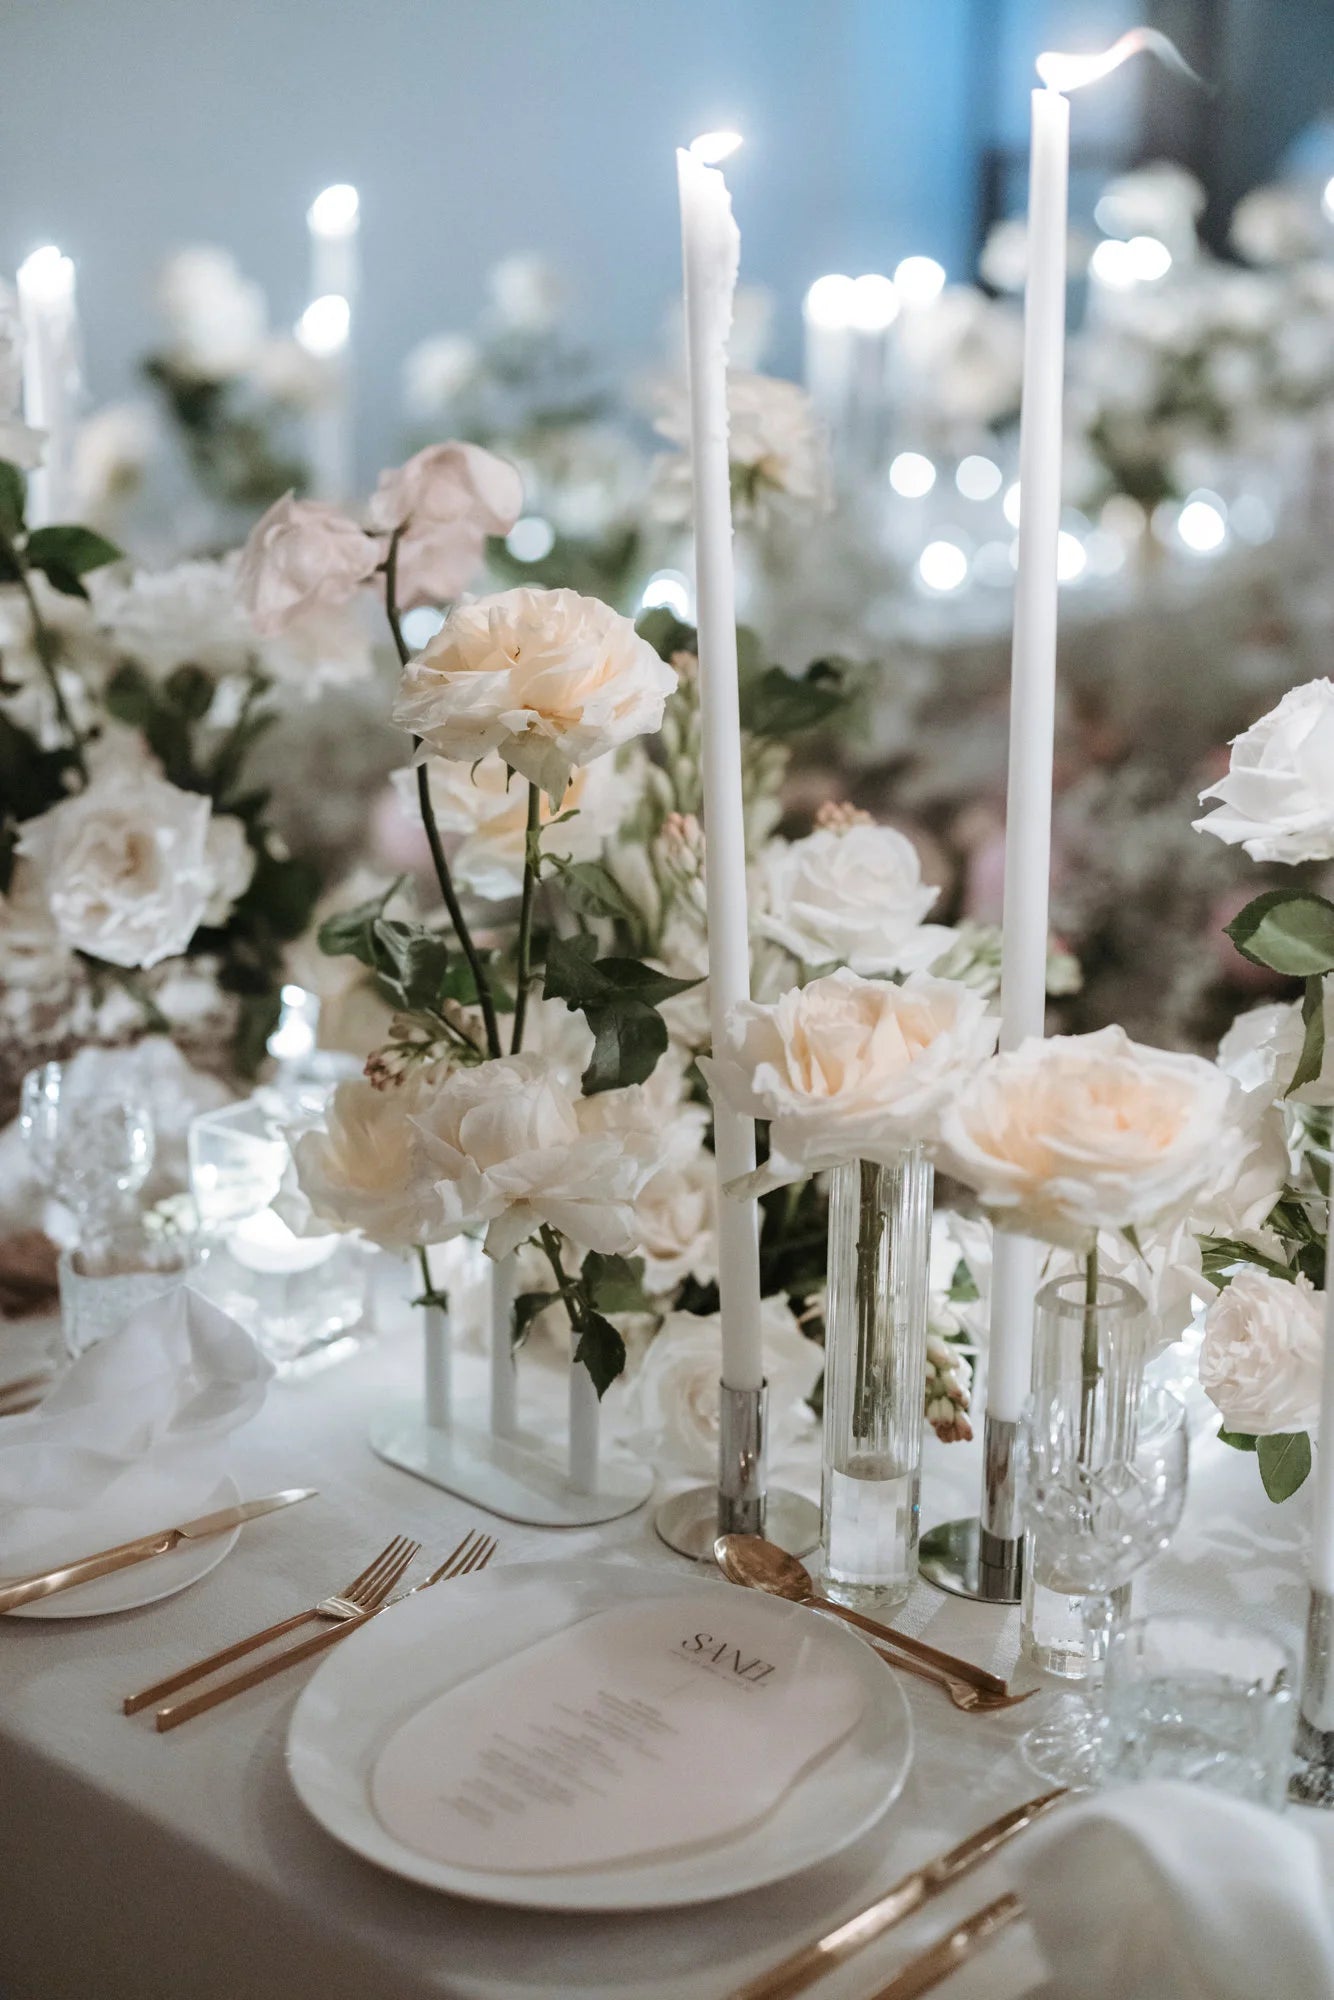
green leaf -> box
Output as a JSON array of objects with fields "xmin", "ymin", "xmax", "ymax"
[
  {"xmin": 554, "ymin": 858, "xmax": 642, "ymax": 927},
  {"xmin": 317, "ymin": 880, "xmax": 405, "ymax": 967},
  {"xmin": 0, "ymin": 460, "xmax": 27, "ymax": 538},
  {"xmin": 163, "ymin": 663, "xmax": 215, "ymax": 720},
  {"xmin": 581, "ymin": 1251, "xmax": 652, "ymax": 1316},
  {"xmin": 581, "ymin": 1003, "xmax": 669, "ymax": 1094},
  {"xmin": 511, "ymin": 1290, "xmax": 557, "ymax": 1350},
  {"xmin": 25, "ymin": 524, "xmax": 121, "ymax": 577},
  {"xmin": 241, "ymin": 850, "xmax": 320, "ymax": 941},
  {"xmin": 1225, "ymin": 890, "xmax": 1334, "ymax": 978},
  {"xmin": 635, "ymin": 607, "xmax": 696, "ymax": 661},
  {"xmin": 1257, "ymin": 1430, "xmax": 1312, "ymax": 1502},
  {"xmin": 373, "ymin": 919, "xmax": 451, "ymax": 1012},
  {"xmin": 1217, "ymin": 1427, "xmax": 1258, "ymax": 1452},
  {"xmin": 104, "ymin": 661, "xmax": 156, "ymax": 728},
  {"xmin": 34, "ymin": 559, "xmax": 89, "ymax": 600},
  {"xmin": 1289, "ymin": 977, "xmax": 1328, "ymax": 1097},
  {"xmin": 232, "ymin": 990, "xmax": 283, "ymax": 1078},
  {"xmin": 739, "ymin": 659, "xmax": 851, "ymax": 738},
  {"xmin": 1198, "ymin": 1236, "xmax": 1296, "ymax": 1285},
  {"xmin": 573, "ymin": 1310, "xmax": 627, "ymax": 1398},
  {"xmin": 0, "ymin": 708, "xmax": 78, "ymax": 824}
]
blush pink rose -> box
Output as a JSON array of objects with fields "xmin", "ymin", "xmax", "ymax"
[
  {"xmin": 369, "ymin": 441, "xmax": 524, "ymax": 609},
  {"xmin": 237, "ymin": 492, "xmax": 382, "ymax": 635}
]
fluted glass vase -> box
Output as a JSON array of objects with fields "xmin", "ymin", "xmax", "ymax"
[{"xmin": 820, "ymin": 1150, "xmax": 934, "ymax": 1612}]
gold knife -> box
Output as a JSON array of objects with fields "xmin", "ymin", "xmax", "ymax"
[
  {"xmin": 0, "ymin": 1489, "xmax": 317, "ymax": 1613},
  {"xmin": 725, "ymin": 1790, "xmax": 1065, "ymax": 2000}
]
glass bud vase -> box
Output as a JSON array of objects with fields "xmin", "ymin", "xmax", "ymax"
[
  {"xmin": 820, "ymin": 1150, "xmax": 934, "ymax": 1612},
  {"xmin": 1020, "ymin": 1270, "xmax": 1150, "ymax": 1677}
]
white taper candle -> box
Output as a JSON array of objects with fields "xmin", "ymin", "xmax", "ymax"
[
  {"xmin": 989, "ymin": 83, "xmax": 1070, "ymax": 1425},
  {"xmin": 676, "ymin": 135, "xmax": 765, "ymax": 1395}
]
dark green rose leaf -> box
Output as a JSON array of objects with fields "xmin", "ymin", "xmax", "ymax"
[
  {"xmin": 1225, "ymin": 890, "xmax": 1334, "ymax": 978},
  {"xmin": 104, "ymin": 662, "xmax": 157, "ymax": 728},
  {"xmin": 317, "ymin": 881, "xmax": 404, "ymax": 967},
  {"xmin": 1217, "ymin": 1427, "xmax": 1258, "ymax": 1452},
  {"xmin": 581, "ymin": 1250, "xmax": 652, "ymax": 1317},
  {"xmin": 634, "ymin": 607, "xmax": 696, "ymax": 662},
  {"xmin": 1288, "ymin": 976, "xmax": 1328, "ymax": 1098},
  {"xmin": 739, "ymin": 658, "xmax": 851, "ymax": 738},
  {"xmin": 0, "ymin": 460, "xmax": 27, "ymax": 539},
  {"xmin": 1257, "ymin": 1430, "xmax": 1312, "ymax": 1502},
  {"xmin": 163, "ymin": 663, "xmax": 215, "ymax": 720},
  {"xmin": 32, "ymin": 558, "xmax": 90, "ymax": 600},
  {"xmin": 573, "ymin": 1310, "xmax": 627, "ymax": 1398},
  {"xmin": 25, "ymin": 523, "xmax": 121, "ymax": 576},
  {"xmin": 581, "ymin": 1002, "xmax": 669, "ymax": 1094},
  {"xmin": 555, "ymin": 858, "xmax": 642, "ymax": 926},
  {"xmin": 511, "ymin": 1290, "xmax": 558, "ymax": 1350}
]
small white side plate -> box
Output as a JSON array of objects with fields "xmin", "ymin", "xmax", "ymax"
[
  {"xmin": 3, "ymin": 1473, "xmax": 241, "ymax": 1619},
  {"xmin": 287, "ymin": 1560, "xmax": 913, "ymax": 1912}
]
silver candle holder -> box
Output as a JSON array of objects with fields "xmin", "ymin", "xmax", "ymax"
[
  {"xmin": 654, "ymin": 1381, "xmax": 820, "ymax": 1560},
  {"xmin": 1291, "ymin": 1587, "xmax": 1334, "ymax": 1807},
  {"xmin": 917, "ymin": 1412, "xmax": 1024, "ymax": 1603}
]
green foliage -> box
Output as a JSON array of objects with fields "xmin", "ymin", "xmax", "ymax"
[
  {"xmin": 1197, "ymin": 1235, "xmax": 1297, "ymax": 1286},
  {"xmin": 758, "ymin": 1176, "xmax": 829, "ymax": 1301},
  {"xmin": 738, "ymin": 657, "xmax": 853, "ymax": 738},
  {"xmin": 543, "ymin": 933, "xmax": 698, "ymax": 1094},
  {"xmin": 1290, "ymin": 977, "xmax": 1328, "ymax": 1098},
  {"xmin": 1257, "ymin": 1431, "xmax": 1312, "ymax": 1502},
  {"xmin": 550, "ymin": 856, "xmax": 643, "ymax": 928},
  {"xmin": 0, "ymin": 460, "xmax": 27, "ymax": 538},
  {"xmin": 573, "ymin": 1310, "xmax": 627, "ymax": 1399},
  {"xmin": 1225, "ymin": 890, "xmax": 1334, "ymax": 979},
  {"xmin": 0, "ymin": 710, "xmax": 78, "ymax": 887},
  {"xmin": 581, "ymin": 1250, "xmax": 653, "ymax": 1317},
  {"xmin": 511, "ymin": 1290, "xmax": 558, "ymax": 1350},
  {"xmin": 1217, "ymin": 1427, "xmax": 1258, "ymax": 1452},
  {"xmin": 635, "ymin": 607, "xmax": 696, "ymax": 661},
  {"xmin": 23, "ymin": 524, "xmax": 121, "ymax": 600}
]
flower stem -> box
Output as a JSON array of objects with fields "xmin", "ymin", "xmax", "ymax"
[
  {"xmin": 383, "ymin": 528, "xmax": 502, "ymax": 1062},
  {"xmin": 1, "ymin": 531, "xmax": 88, "ymax": 781},
  {"xmin": 538, "ymin": 1223, "xmax": 585, "ymax": 1331},
  {"xmin": 509, "ymin": 781, "xmax": 542, "ymax": 1055},
  {"xmin": 1079, "ymin": 1238, "xmax": 1101, "ymax": 1460}
]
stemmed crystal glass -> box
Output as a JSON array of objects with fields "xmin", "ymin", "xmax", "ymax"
[
  {"xmin": 1020, "ymin": 1383, "xmax": 1189, "ymax": 1788},
  {"xmin": 19, "ymin": 1059, "xmax": 156, "ymax": 1259}
]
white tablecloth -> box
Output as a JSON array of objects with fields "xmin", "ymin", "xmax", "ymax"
[{"xmin": 1, "ymin": 1314, "xmax": 1330, "ymax": 2000}]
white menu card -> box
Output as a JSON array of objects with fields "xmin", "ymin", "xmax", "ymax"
[{"xmin": 371, "ymin": 1591, "xmax": 867, "ymax": 1874}]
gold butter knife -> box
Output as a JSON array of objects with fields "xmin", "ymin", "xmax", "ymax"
[
  {"xmin": 725, "ymin": 1791, "xmax": 1064, "ymax": 2000},
  {"xmin": 0, "ymin": 1489, "xmax": 317, "ymax": 1613}
]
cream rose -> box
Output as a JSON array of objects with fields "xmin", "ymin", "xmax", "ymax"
[
  {"xmin": 940, "ymin": 1026, "xmax": 1234, "ymax": 1250},
  {"xmin": 1194, "ymin": 679, "xmax": 1334, "ymax": 865},
  {"xmin": 616, "ymin": 1297, "xmax": 820, "ymax": 1478},
  {"xmin": 705, "ymin": 968, "xmax": 997, "ymax": 1188},
  {"xmin": 577, "ymin": 1072, "xmax": 715, "ymax": 1295},
  {"xmin": 392, "ymin": 747, "xmax": 634, "ymax": 901},
  {"xmin": 16, "ymin": 764, "xmax": 217, "ymax": 969},
  {"xmin": 654, "ymin": 370, "xmax": 831, "ymax": 523},
  {"xmin": 93, "ymin": 555, "xmax": 255, "ymax": 679},
  {"xmin": 393, "ymin": 587, "xmax": 677, "ymax": 800},
  {"xmin": 755, "ymin": 822, "xmax": 952, "ymax": 976},
  {"xmin": 201, "ymin": 815, "xmax": 256, "ymax": 927},
  {"xmin": 237, "ymin": 492, "xmax": 381, "ymax": 636},
  {"xmin": 1199, "ymin": 1268, "xmax": 1323, "ymax": 1436},
  {"xmin": 410, "ymin": 1053, "xmax": 650, "ymax": 1260},
  {"xmin": 291, "ymin": 1069, "xmax": 446, "ymax": 1249},
  {"xmin": 1218, "ymin": 993, "xmax": 1334, "ymax": 1111},
  {"xmin": 369, "ymin": 441, "xmax": 523, "ymax": 609}
]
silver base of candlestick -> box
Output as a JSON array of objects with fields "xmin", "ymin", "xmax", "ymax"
[
  {"xmin": 653, "ymin": 1380, "xmax": 821, "ymax": 1561},
  {"xmin": 919, "ymin": 1415, "xmax": 1024, "ymax": 1604},
  {"xmin": 1291, "ymin": 1588, "xmax": 1334, "ymax": 1806}
]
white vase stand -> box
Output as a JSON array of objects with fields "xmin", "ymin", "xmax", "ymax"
[{"xmin": 369, "ymin": 1259, "xmax": 653, "ymax": 1529}]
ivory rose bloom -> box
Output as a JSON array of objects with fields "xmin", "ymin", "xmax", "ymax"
[
  {"xmin": 939, "ymin": 1026, "xmax": 1233, "ymax": 1250},
  {"xmin": 391, "ymin": 747, "xmax": 635, "ymax": 901},
  {"xmin": 16, "ymin": 764, "xmax": 219, "ymax": 969},
  {"xmin": 291, "ymin": 1069, "xmax": 445, "ymax": 1249},
  {"xmin": 617, "ymin": 1298, "xmax": 819, "ymax": 1478},
  {"xmin": 704, "ymin": 968, "xmax": 997, "ymax": 1187},
  {"xmin": 369, "ymin": 441, "xmax": 523, "ymax": 609},
  {"xmin": 1194, "ymin": 679, "xmax": 1334, "ymax": 864},
  {"xmin": 394, "ymin": 587, "xmax": 677, "ymax": 799},
  {"xmin": 1199, "ymin": 1268, "xmax": 1324, "ymax": 1436},
  {"xmin": 201, "ymin": 815, "xmax": 255, "ymax": 926},
  {"xmin": 654, "ymin": 370, "xmax": 831, "ymax": 523},
  {"xmin": 237, "ymin": 492, "xmax": 381, "ymax": 635},
  {"xmin": 1218, "ymin": 993, "xmax": 1334, "ymax": 1111},
  {"xmin": 410, "ymin": 1053, "xmax": 652, "ymax": 1260},
  {"xmin": 577, "ymin": 1067, "xmax": 715, "ymax": 1296},
  {"xmin": 755, "ymin": 821, "xmax": 953, "ymax": 976}
]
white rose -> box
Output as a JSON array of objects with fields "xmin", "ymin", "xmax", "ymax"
[
  {"xmin": 576, "ymin": 1070, "xmax": 714, "ymax": 1296},
  {"xmin": 755, "ymin": 821, "xmax": 950, "ymax": 975},
  {"xmin": 93, "ymin": 555, "xmax": 255, "ymax": 680},
  {"xmin": 155, "ymin": 247, "xmax": 267, "ymax": 379},
  {"xmin": 393, "ymin": 587, "xmax": 677, "ymax": 800},
  {"xmin": 291, "ymin": 1069, "xmax": 446, "ymax": 1250},
  {"xmin": 704, "ymin": 968, "xmax": 997, "ymax": 1187},
  {"xmin": 654, "ymin": 369, "xmax": 830, "ymax": 523},
  {"xmin": 410, "ymin": 1053, "xmax": 650, "ymax": 1260},
  {"xmin": 1220, "ymin": 994, "xmax": 1334, "ymax": 1110},
  {"xmin": 202, "ymin": 815, "xmax": 255, "ymax": 926},
  {"xmin": 237, "ymin": 492, "xmax": 382, "ymax": 637},
  {"xmin": 403, "ymin": 335, "xmax": 481, "ymax": 417},
  {"xmin": 1199, "ymin": 1268, "xmax": 1323, "ymax": 1436},
  {"xmin": 1195, "ymin": 678, "xmax": 1334, "ymax": 864},
  {"xmin": 368, "ymin": 441, "xmax": 523, "ymax": 610},
  {"xmin": 393, "ymin": 746, "xmax": 635, "ymax": 900},
  {"xmin": 616, "ymin": 1297, "xmax": 819, "ymax": 1478},
  {"xmin": 16, "ymin": 764, "xmax": 216, "ymax": 969},
  {"xmin": 940, "ymin": 1026, "xmax": 1234, "ymax": 1250}
]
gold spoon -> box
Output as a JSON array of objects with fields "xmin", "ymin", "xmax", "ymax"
[{"xmin": 714, "ymin": 1534, "xmax": 1011, "ymax": 1698}]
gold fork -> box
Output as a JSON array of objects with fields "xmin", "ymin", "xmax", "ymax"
[
  {"xmin": 124, "ymin": 1534, "xmax": 421, "ymax": 1715},
  {"xmin": 873, "ymin": 1645, "xmax": 1037, "ymax": 1714},
  {"xmin": 153, "ymin": 1529, "xmax": 496, "ymax": 1731}
]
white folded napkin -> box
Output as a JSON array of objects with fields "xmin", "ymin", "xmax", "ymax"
[
  {"xmin": 0, "ymin": 1287, "xmax": 271, "ymax": 1566},
  {"xmin": 1015, "ymin": 1781, "xmax": 1334, "ymax": 2000}
]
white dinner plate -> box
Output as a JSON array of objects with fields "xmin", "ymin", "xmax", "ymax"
[
  {"xmin": 2, "ymin": 1472, "xmax": 241, "ymax": 1619},
  {"xmin": 286, "ymin": 1559, "xmax": 913, "ymax": 1911}
]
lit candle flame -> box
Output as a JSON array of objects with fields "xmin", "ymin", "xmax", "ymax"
[
  {"xmin": 689, "ymin": 130, "xmax": 742, "ymax": 165},
  {"xmin": 1036, "ymin": 26, "xmax": 1201, "ymax": 94}
]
